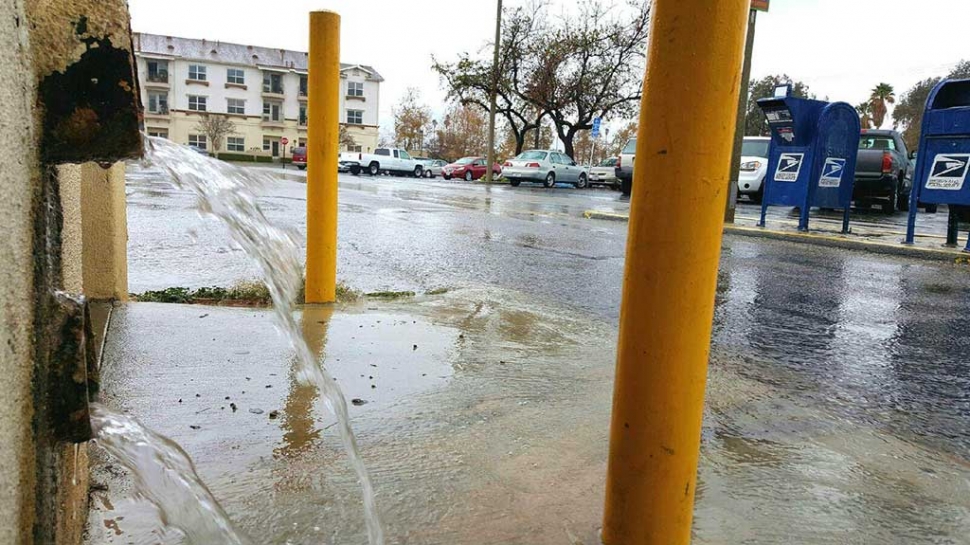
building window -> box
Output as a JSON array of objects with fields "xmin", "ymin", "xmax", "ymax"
[
  {"xmin": 346, "ymin": 109, "xmax": 363, "ymax": 125},
  {"xmin": 147, "ymin": 92, "xmax": 168, "ymax": 114},
  {"xmin": 263, "ymin": 138, "xmax": 271, "ymax": 152},
  {"xmin": 227, "ymin": 68, "xmax": 245, "ymax": 85},
  {"xmin": 299, "ymin": 105, "xmax": 307, "ymax": 126},
  {"xmin": 147, "ymin": 60, "xmax": 168, "ymax": 83},
  {"xmin": 298, "ymin": 138, "xmax": 307, "ymax": 147},
  {"xmin": 188, "ymin": 95, "xmax": 207, "ymax": 112},
  {"xmin": 227, "ymin": 98, "xmax": 245, "ymax": 115},
  {"xmin": 227, "ymin": 136, "xmax": 245, "ymax": 152},
  {"xmin": 348, "ymin": 81, "xmax": 364, "ymax": 97},
  {"xmin": 263, "ymin": 137, "xmax": 281, "ymax": 157},
  {"xmin": 347, "ymin": 144, "xmax": 362, "ymax": 153},
  {"xmin": 147, "ymin": 129, "xmax": 168, "ymax": 139},
  {"xmin": 188, "ymin": 64, "xmax": 207, "ymax": 81},
  {"xmin": 299, "ymin": 76, "xmax": 308, "ymax": 97},
  {"xmin": 262, "ymin": 101, "xmax": 282, "ymax": 122},
  {"xmin": 188, "ymin": 134, "xmax": 207, "ymax": 150},
  {"xmin": 262, "ymin": 72, "xmax": 283, "ymax": 94}
]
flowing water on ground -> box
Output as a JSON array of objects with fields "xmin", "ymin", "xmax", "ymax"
[{"xmin": 90, "ymin": 137, "xmax": 384, "ymax": 544}]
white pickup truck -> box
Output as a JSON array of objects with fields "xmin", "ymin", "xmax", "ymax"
[{"xmin": 340, "ymin": 147, "xmax": 424, "ymax": 177}]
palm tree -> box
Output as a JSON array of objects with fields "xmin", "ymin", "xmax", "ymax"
[
  {"xmin": 869, "ymin": 83, "xmax": 895, "ymax": 128},
  {"xmin": 856, "ymin": 102, "xmax": 874, "ymax": 130}
]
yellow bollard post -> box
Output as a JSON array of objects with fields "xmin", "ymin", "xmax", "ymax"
[
  {"xmin": 305, "ymin": 10, "xmax": 340, "ymax": 303},
  {"xmin": 601, "ymin": 0, "xmax": 749, "ymax": 543}
]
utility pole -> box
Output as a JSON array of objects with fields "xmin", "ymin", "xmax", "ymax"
[
  {"xmin": 485, "ymin": 0, "xmax": 502, "ymax": 184},
  {"xmin": 724, "ymin": 6, "xmax": 760, "ymax": 223}
]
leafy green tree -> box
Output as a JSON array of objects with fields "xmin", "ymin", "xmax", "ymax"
[
  {"xmin": 869, "ymin": 83, "xmax": 895, "ymax": 128},
  {"xmin": 893, "ymin": 60, "xmax": 970, "ymax": 151},
  {"xmin": 744, "ymin": 75, "xmax": 812, "ymax": 136}
]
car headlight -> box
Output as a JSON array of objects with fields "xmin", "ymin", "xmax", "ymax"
[{"xmin": 740, "ymin": 161, "xmax": 762, "ymax": 172}]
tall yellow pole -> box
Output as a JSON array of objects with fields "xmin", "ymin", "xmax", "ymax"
[
  {"xmin": 305, "ymin": 10, "xmax": 340, "ymax": 303},
  {"xmin": 602, "ymin": 1, "xmax": 749, "ymax": 543}
]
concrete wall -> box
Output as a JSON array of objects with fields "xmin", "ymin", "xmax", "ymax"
[
  {"xmin": 0, "ymin": 0, "xmax": 38, "ymax": 542},
  {"xmin": 81, "ymin": 162, "xmax": 129, "ymax": 300}
]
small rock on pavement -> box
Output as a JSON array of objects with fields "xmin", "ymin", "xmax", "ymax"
[
  {"xmin": 230, "ymin": 403, "xmax": 237, "ymax": 412},
  {"xmin": 268, "ymin": 410, "xmax": 279, "ymax": 419},
  {"xmin": 351, "ymin": 398, "xmax": 367, "ymax": 406},
  {"xmin": 249, "ymin": 408, "xmax": 264, "ymax": 415},
  {"xmin": 189, "ymin": 425, "xmax": 201, "ymax": 430}
]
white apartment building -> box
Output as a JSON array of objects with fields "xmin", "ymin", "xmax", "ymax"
[{"xmin": 133, "ymin": 33, "xmax": 382, "ymax": 156}]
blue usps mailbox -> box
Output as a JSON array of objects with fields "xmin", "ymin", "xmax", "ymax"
[
  {"xmin": 905, "ymin": 79, "xmax": 970, "ymax": 250},
  {"xmin": 757, "ymin": 96, "xmax": 861, "ymax": 232}
]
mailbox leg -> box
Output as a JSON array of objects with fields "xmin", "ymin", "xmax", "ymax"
[
  {"xmin": 841, "ymin": 206, "xmax": 851, "ymax": 234},
  {"xmin": 904, "ymin": 182, "xmax": 920, "ymax": 245},
  {"xmin": 758, "ymin": 196, "xmax": 769, "ymax": 227},
  {"xmin": 964, "ymin": 231, "xmax": 970, "ymax": 253},
  {"xmin": 946, "ymin": 208, "xmax": 959, "ymax": 247},
  {"xmin": 798, "ymin": 198, "xmax": 810, "ymax": 232}
]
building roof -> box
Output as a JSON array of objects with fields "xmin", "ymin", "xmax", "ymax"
[{"xmin": 133, "ymin": 32, "xmax": 383, "ymax": 81}]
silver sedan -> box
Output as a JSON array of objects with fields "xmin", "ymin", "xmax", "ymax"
[{"xmin": 502, "ymin": 150, "xmax": 589, "ymax": 188}]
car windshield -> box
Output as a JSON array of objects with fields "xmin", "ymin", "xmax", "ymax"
[
  {"xmin": 598, "ymin": 157, "xmax": 617, "ymax": 167},
  {"xmin": 455, "ymin": 157, "xmax": 477, "ymax": 165},
  {"xmin": 292, "ymin": 147, "xmax": 306, "ymax": 155},
  {"xmin": 741, "ymin": 140, "xmax": 769, "ymax": 158},
  {"xmin": 859, "ymin": 136, "xmax": 896, "ymax": 150},
  {"xmin": 622, "ymin": 139, "xmax": 637, "ymax": 154},
  {"xmin": 516, "ymin": 151, "xmax": 548, "ymax": 161}
]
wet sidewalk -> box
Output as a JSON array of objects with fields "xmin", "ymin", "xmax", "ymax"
[
  {"xmin": 584, "ymin": 203, "xmax": 970, "ymax": 262},
  {"xmin": 85, "ymin": 284, "xmax": 970, "ymax": 544}
]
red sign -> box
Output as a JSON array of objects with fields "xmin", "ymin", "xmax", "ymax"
[
  {"xmin": 281, "ymin": 137, "xmax": 289, "ymax": 145},
  {"xmin": 751, "ymin": 0, "xmax": 769, "ymax": 11}
]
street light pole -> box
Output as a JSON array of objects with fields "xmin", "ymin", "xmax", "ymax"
[
  {"xmin": 485, "ymin": 0, "xmax": 502, "ymax": 184},
  {"xmin": 724, "ymin": 8, "xmax": 758, "ymax": 223}
]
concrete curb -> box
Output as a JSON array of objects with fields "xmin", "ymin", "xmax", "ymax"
[
  {"xmin": 583, "ymin": 210, "xmax": 630, "ymax": 222},
  {"xmin": 582, "ymin": 210, "xmax": 970, "ymax": 263}
]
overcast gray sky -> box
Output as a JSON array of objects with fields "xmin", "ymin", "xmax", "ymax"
[{"xmin": 130, "ymin": 0, "xmax": 969, "ymax": 132}]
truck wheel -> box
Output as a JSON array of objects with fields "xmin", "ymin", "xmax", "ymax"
[
  {"xmin": 543, "ymin": 172, "xmax": 556, "ymax": 188},
  {"xmin": 923, "ymin": 204, "xmax": 939, "ymax": 213},
  {"xmin": 884, "ymin": 186, "xmax": 898, "ymax": 214},
  {"xmin": 621, "ymin": 177, "xmax": 632, "ymax": 197},
  {"xmin": 350, "ymin": 164, "xmax": 361, "ymax": 176},
  {"xmin": 413, "ymin": 166, "xmax": 423, "ymax": 178},
  {"xmin": 368, "ymin": 162, "xmax": 380, "ymax": 176}
]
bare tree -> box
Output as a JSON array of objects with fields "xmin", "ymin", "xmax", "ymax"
[
  {"xmin": 339, "ymin": 125, "xmax": 358, "ymax": 150},
  {"xmin": 434, "ymin": 1, "xmax": 650, "ymax": 159},
  {"xmin": 193, "ymin": 114, "xmax": 235, "ymax": 156}
]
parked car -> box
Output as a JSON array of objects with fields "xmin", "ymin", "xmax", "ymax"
[
  {"xmin": 340, "ymin": 147, "xmax": 424, "ymax": 177},
  {"xmin": 442, "ymin": 157, "xmax": 502, "ymax": 181},
  {"xmin": 737, "ymin": 136, "xmax": 770, "ymax": 203},
  {"xmin": 589, "ymin": 157, "xmax": 620, "ymax": 189},
  {"xmin": 414, "ymin": 157, "xmax": 448, "ymax": 178},
  {"xmin": 853, "ymin": 129, "xmax": 935, "ymax": 213},
  {"xmin": 615, "ymin": 138, "xmax": 636, "ymax": 195},
  {"xmin": 503, "ymin": 149, "xmax": 589, "ymax": 188},
  {"xmin": 291, "ymin": 146, "xmax": 307, "ymax": 170}
]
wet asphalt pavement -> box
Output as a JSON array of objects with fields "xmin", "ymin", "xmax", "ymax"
[{"xmin": 110, "ymin": 164, "xmax": 970, "ymax": 543}]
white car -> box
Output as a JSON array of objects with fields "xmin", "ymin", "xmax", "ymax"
[
  {"xmin": 414, "ymin": 157, "xmax": 447, "ymax": 178},
  {"xmin": 737, "ymin": 136, "xmax": 770, "ymax": 203},
  {"xmin": 502, "ymin": 149, "xmax": 589, "ymax": 188},
  {"xmin": 589, "ymin": 157, "xmax": 620, "ymax": 189}
]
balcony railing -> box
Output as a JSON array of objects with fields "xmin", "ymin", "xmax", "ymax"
[
  {"xmin": 147, "ymin": 104, "xmax": 169, "ymax": 115},
  {"xmin": 262, "ymin": 84, "xmax": 284, "ymax": 95},
  {"xmin": 147, "ymin": 70, "xmax": 169, "ymax": 83}
]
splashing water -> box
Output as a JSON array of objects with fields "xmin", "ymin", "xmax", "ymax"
[
  {"xmin": 92, "ymin": 136, "xmax": 384, "ymax": 543},
  {"xmin": 90, "ymin": 404, "xmax": 250, "ymax": 544}
]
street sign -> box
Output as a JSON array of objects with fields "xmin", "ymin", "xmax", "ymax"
[
  {"xmin": 751, "ymin": 0, "xmax": 769, "ymax": 11},
  {"xmin": 592, "ymin": 117, "xmax": 602, "ymax": 139},
  {"xmin": 281, "ymin": 137, "xmax": 289, "ymax": 145}
]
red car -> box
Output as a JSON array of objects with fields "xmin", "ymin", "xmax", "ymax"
[
  {"xmin": 442, "ymin": 156, "xmax": 502, "ymax": 181},
  {"xmin": 291, "ymin": 146, "xmax": 307, "ymax": 170}
]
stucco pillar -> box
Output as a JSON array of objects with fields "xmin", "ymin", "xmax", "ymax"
[{"xmin": 81, "ymin": 162, "xmax": 129, "ymax": 300}]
